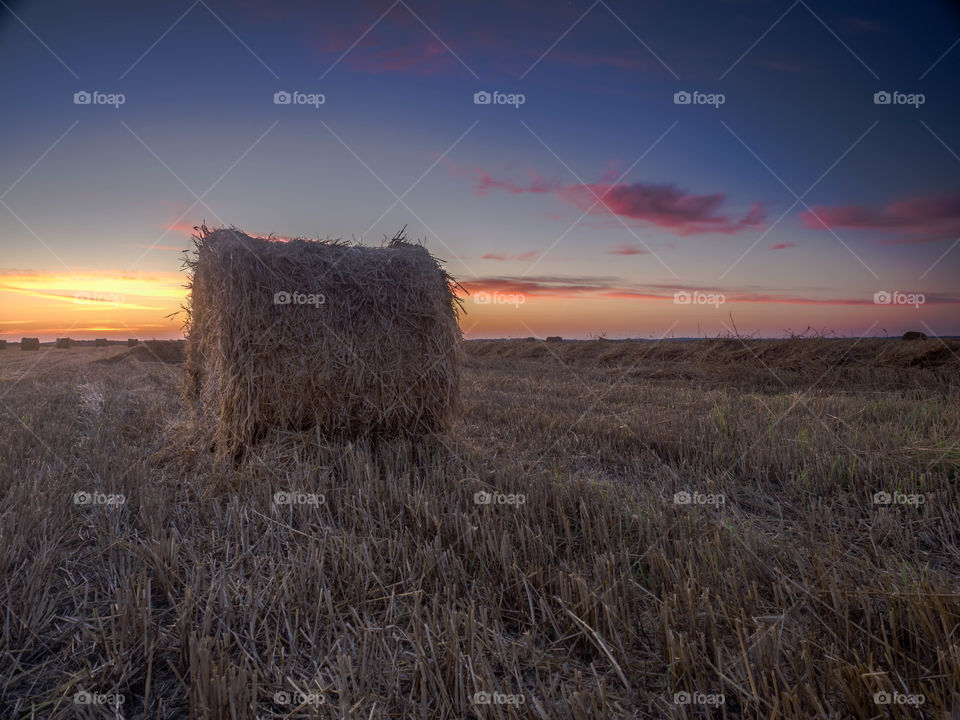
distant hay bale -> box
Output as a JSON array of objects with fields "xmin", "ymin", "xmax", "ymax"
[
  {"xmin": 94, "ymin": 338, "xmax": 108, "ymax": 347},
  {"xmin": 127, "ymin": 338, "xmax": 139, "ymax": 347},
  {"xmin": 183, "ymin": 227, "xmax": 463, "ymax": 458},
  {"xmin": 545, "ymin": 336, "xmax": 563, "ymax": 343},
  {"xmin": 145, "ymin": 340, "xmax": 185, "ymax": 363},
  {"xmin": 901, "ymin": 331, "xmax": 927, "ymax": 341},
  {"xmin": 55, "ymin": 338, "xmax": 72, "ymax": 349},
  {"xmin": 96, "ymin": 342, "xmax": 185, "ymax": 366},
  {"xmin": 0, "ymin": 340, "xmax": 6, "ymax": 350},
  {"xmin": 21, "ymin": 337, "xmax": 40, "ymax": 351}
]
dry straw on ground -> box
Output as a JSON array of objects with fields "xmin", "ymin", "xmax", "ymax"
[
  {"xmin": 20, "ymin": 337, "xmax": 39, "ymax": 351},
  {"xmin": 182, "ymin": 226, "xmax": 463, "ymax": 458}
]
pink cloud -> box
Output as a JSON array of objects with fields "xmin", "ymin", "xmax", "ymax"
[
  {"xmin": 164, "ymin": 223, "xmax": 198, "ymax": 235},
  {"xmin": 801, "ymin": 191, "xmax": 960, "ymax": 242},
  {"xmin": 137, "ymin": 244, "xmax": 185, "ymax": 251},
  {"xmin": 343, "ymin": 40, "xmax": 455, "ymax": 74},
  {"xmin": 607, "ymin": 244, "xmax": 650, "ymax": 255},
  {"xmin": 481, "ymin": 251, "xmax": 540, "ymax": 261},
  {"xmin": 770, "ymin": 241, "xmax": 795, "ymax": 250},
  {"xmin": 547, "ymin": 50, "xmax": 653, "ymax": 71},
  {"xmin": 475, "ymin": 169, "xmax": 559, "ymax": 196},
  {"xmin": 466, "ymin": 166, "xmax": 766, "ymax": 235},
  {"xmin": 457, "ymin": 275, "xmax": 960, "ymax": 305},
  {"xmin": 574, "ymin": 182, "xmax": 765, "ymax": 234}
]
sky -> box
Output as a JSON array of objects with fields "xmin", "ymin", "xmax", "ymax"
[{"xmin": 1, "ymin": 0, "xmax": 959, "ymax": 340}]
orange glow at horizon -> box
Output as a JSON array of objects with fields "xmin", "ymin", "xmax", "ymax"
[
  {"xmin": 1, "ymin": 271, "xmax": 949, "ymax": 342},
  {"xmin": 0, "ymin": 270, "xmax": 186, "ymax": 340}
]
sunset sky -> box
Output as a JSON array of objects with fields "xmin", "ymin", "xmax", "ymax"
[{"xmin": 1, "ymin": 0, "xmax": 959, "ymax": 340}]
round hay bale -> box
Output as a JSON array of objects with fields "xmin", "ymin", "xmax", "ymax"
[
  {"xmin": 545, "ymin": 336, "xmax": 563, "ymax": 343},
  {"xmin": 127, "ymin": 338, "xmax": 139, "ymax": 347},
  {"xmin": 901, "ymin": 331, "xmax": 927, "ymax": 341},
  {"xmin": 94, "ymin": 338, "xmax": 109, "ymax": 347},
  {"xmin": 21, "ymin": 337, "xmax": 40, "ymax": 351},
  {"xmin": 183, "ymin": 227, "xmax": 463, "ymax": 458},
  {"xmin": 55, "ymin": 338, "xmax": 72, "ymax": 349},
  {"xmin": 144, "ymin": 340, "xmax": 185, "ymax": 363}
]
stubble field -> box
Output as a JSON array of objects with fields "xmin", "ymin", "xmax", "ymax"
[{"xmin": 1, "ymin": 337, "xmax": 958, "ymax": 719}]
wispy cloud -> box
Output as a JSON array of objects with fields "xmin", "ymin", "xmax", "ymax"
[
  {"xmin": 481, "ymin": 251, "xmax": 540, "ymax": 261},
  {"xmin": 607, "ymin": 244, "xmax": 650, "ymax": 255},
  {"xmin": 457, "ymin": 275, "xmax": 960, "ymax": 305},
  {"xmin": 801, "ymin": 191, "xmax": 960, "ymax": 243},
  {"xmin": 467, "ymin": 165, "xmax": 766, "ymax": 235}
]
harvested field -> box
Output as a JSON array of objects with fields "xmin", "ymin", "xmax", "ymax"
[{"xmin": 0, "ymin": 337, "xmax": 957, "ymax": 719}]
